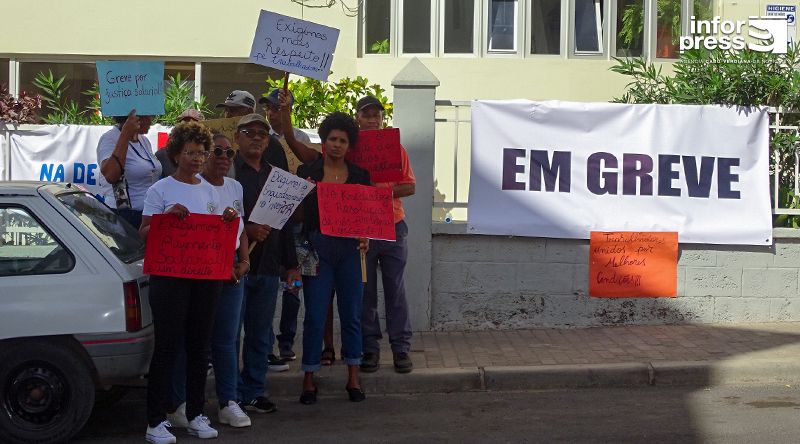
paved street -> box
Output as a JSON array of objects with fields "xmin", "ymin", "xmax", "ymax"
[{"xmin": 75, "ymin": 385, "xmax": 800, "ymax": 443}]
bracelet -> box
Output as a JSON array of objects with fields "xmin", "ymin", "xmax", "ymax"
[{"xmin": 240, "ymin": 259, "xmax": 250, "ymax": 266}]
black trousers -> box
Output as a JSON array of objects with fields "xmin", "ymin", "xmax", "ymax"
[{"xmin": 146, "ymin": 275, "xmax": 222, "ymax": 427}]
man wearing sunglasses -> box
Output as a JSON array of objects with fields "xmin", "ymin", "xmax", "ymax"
[{"xmin": 232, "ymin": 114, "xmax": 300, "ymax": 414}]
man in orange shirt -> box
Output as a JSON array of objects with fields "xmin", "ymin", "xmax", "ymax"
[{"xmin": 355, "ymin": 96, "xmax": 416, "ymax": 374}]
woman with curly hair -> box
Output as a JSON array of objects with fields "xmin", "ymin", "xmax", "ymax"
[
  {"xmin": 139, "ymin": 121, "xmax": 238, "ymax": 443},
  {"xmin": 296, "ymin": 112, "xmax": 370, "ymax": 405}
]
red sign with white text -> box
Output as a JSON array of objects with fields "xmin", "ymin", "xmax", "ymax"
[
  {"xmin": 143, "ymin": 214, "xmax": 238, "ymax": 280},
  {"xmin": 346, "ymin": 128, "xmax": 404, "ymax": 183},
  {"xmin": 317, "ymin": 183, "xmax": 395, "ymax": 241}
]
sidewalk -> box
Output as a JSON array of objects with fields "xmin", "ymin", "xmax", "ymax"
[{"xmin": 243, "ymin": 322, "xmax": 800, "ymax": 397}]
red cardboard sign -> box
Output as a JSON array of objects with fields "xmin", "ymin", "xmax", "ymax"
[
  {"xmin": 346, "ymin": 128, "xmax": 404, "ymax": 183},
  {"xmin": 143, "ymin": 214, "xmax": 238, "ymax": 280},
  {"xmin": 317, "ymin": 183, "xmax": 395, "ymax": 241}
]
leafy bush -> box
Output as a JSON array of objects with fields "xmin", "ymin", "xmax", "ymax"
[
  {"xmin": 0, "ymin": 84, "xmax": 42, "ymax": 124},
  {"xmin": 610, "ymin": 47, "xmax": 800, "ymax": 226},
  {"xmin": 153, "ymin": 73, "xmax": 212, "ymax": 125},
  {"xmin": 265, "ymin": 75, "xmax": 392, "ymax": 128}
]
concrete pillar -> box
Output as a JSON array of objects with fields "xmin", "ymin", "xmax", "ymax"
[{"xmin": 391, "ymin": 58, "xmax": 440, "ymax": 331}]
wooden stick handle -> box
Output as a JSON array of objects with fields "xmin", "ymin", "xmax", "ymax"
[
  {"xmin": 248, "ymin": 241, "xmax": 258, "ymax": 255},
  {"xmin": 360, "ymin": 250, "xmax": 367, "ymax": 283},
  {"xmin": 283, "ymin": 72, "xmax": 289, "ymax": 93}
]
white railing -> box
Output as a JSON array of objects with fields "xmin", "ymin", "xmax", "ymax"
[{"xmin": 433, "ymin": 101, "xmax": 800, "ymax": 222}]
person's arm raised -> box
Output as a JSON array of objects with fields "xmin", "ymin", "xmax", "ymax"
[
  {"xmin": 100, "ymin": 109, "xmax": 140, "ymax": 183},
  {"xmin": 279, "ymin": 91, "xmax": 318, "ymax": 163}
]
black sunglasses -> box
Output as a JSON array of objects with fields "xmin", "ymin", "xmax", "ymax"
[{"xmin": 213, "ymin": 146, "xmax": 236, "ymax": 159}]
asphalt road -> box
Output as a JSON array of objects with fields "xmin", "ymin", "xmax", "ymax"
[{"xmin": 74, "ymin": 385, "xmax": 800, "ymax": 443}]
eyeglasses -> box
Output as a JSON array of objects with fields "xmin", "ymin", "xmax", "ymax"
[
  {"xmin": 239, "ymin": 128, "xmax": 269, "ymax": 139},
  {"xmin": 213, "ymin": 146, "xmax": 236, "ymax": 159},
  {"xmin": 182, "ymin": 150, "xmax": 211, "ymax": 159}
]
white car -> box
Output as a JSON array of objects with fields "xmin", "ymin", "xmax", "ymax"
[{"xmin": 0, "ymin": 181, "xmax": 153, "ymax": 444}]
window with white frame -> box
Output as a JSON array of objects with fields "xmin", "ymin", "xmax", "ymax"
[
  {"xmin": 530, "ymin": 0, "xmax": 562, "ymax": 54},
  {"xmin": 616, "ymin": 0, "xmax": 644, "ymax": 56},
  {"xmin": 443, "ymin": 0, "xmax": 476, "ymax": 54},
  {"xmin": 402, "ymin": 0, "xmax": 434, "ymax": 53},
  {"xmin": 574, "ymin": 0, "xmax": 604, "ymax": 54},
  {"xmin": 655, "ymin": 0, "xmax": 680, "ymax": 58},
  {"xmin": 488, "ymin": 0, "xmax": 519, "ymax": 52},
  {"xmin": 365, "ymin": 0, "xmax": 392, "ymax": 54}
]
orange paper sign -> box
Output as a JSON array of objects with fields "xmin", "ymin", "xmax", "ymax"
[
  {"xmin": 589, "ymin": 231, "xmax": 678, "ymax": 298},
  {"xmin": 143, "ymin": 214, "xmax": 238, "ymax": 280}
]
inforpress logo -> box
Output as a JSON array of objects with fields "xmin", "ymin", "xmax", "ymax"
[{"xmin": 680, "ymin": 16, "xmax": 789, "ymax": 54}]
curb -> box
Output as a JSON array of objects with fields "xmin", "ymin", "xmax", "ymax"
[{"xmin": 205, "ymin": 358, "xmax": 800, "ymax": 400}]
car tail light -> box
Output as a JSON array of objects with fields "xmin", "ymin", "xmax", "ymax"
[{"xmin": 123, "ymin": 281, "xmax": 142, "ymax": 332}]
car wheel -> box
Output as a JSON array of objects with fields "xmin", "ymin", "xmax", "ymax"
[{"xmin": 0, "ymin": 339, "xmax": 95, "ymax": 444}]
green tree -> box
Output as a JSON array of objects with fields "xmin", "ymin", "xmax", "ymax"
[{"xmin": 265, "ymin": 75, "xmax": 392, "ymax": 128}]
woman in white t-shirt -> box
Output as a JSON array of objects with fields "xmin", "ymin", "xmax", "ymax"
[
  {"xmin": 139, "ymin": 122, "xmax": 237, "ymax": 444},
  {"xmin": 167, "ymin": 134, "xmax": 253, "ymax": 429},
  {"xmin": 97, "ymin": 109, "xmax": 161, "ymax": 229}
]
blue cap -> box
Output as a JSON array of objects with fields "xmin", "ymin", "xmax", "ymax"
[{"xmin": 259, "ymin": 89, "xmax": 293, "ymax": 107}]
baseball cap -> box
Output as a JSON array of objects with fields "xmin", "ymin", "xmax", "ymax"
[
  {"xmin": 216, "ymin": 90, "xmax": 256, "ymax": 111},
  {"xmin": 177, "ymin": 108, "xmax": 204, "ymax": 122},
  {"xmin": 237, "ymin": 113, "xmax": 271, "ymax": 130},
  {"xmin": 356, "ymin": 96, "xmax": 384, "ymax": 112},
  {"xmin": 259, "ymin": 89, "xmax": 294, "ymax": 107}
]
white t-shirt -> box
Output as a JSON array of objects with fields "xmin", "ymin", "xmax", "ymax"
[
  {"xmin": 198, "ymin": 175, "xmax": 245, "ymax": 249},
  {"xmin": 142, "ymin": 176, "xmax": 221, "ymax": 217},
  {"xmin": 96, "ymin": 126, "xmax": 162, "ymax": 210}
]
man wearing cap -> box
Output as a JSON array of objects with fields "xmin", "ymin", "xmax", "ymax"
[
  {"xmin": 217, "ymin": 90, "xmax": 257, "ymax": 118},
  {"xmin": 356, "ymin": 96, "xmax": 416, "ymax": 374},
  {"xmin": 155, "ymin": 108, "xmax": 205, "ymax": 178},
  {"xmin": 233, "ymin": 113, "xmax": 301, "ymax": 413}
]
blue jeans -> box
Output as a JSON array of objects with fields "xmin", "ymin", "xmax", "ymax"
[
  {"xmin": 169, "ymin": 279, "xmax": 243, "ymax": 408},
  {"xmin": 238, "ymin": 274, "xmax": 280, "ymax": 402},
  {"xmin": 301, "ymin": 232, "xmax": 363, "ymax": 372}
]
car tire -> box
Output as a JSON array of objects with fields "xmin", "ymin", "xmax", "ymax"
[{"xmin": 0, "ymin": 338, "xmax": 95, "ymax": 444}]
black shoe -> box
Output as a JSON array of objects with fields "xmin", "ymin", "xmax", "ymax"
[
  {"xmin": 393, "ymin": 352, "xmax": 413, "ymax": 374},
  {"xmin": 345, "ymin": 385, "xmax": 366, "ymax": 402},
  {"xmin": 360, "ymin": 352, "xmax": 379, "ymax": 373},
  {"xmin": 300, "ymin": 387, "xmax": 318, "ymax": 405},
  {"xmin": 240, "ymin": 396, "xmax": 277, "ymax": 413},
  {"xmin": 279, "ymin": 349, "xmax": 296, "ymax": 361},
  {"xmin": 268, "ymin": 354, "xmax": 289, "ymax": 372}
]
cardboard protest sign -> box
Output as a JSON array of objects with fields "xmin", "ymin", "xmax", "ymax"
[
  {"xmin": 96, "ymin": 61, "xmax": 165, "ymax": 116},
  {"xmin": 249, "ymin": 167, "xmax": 314, "ymax": 229},
  {"xmin": 347, "ymin": 128, "xmax": 404, "ymax": 183},
  {"xmin": 317, "ymin": 183, "xmax": 395, "ymax": 241},
  {"xmin": 249, "ymin": 10, "xmax": 340, "ymax": 81},
  {"xmin": 143, "ymin": 214, "xmax": 238, "ymax": 280},
  {"xmin": 589, "ymin": 232, "xmax": 678, "ymax": 297},
  {"xmin": 203, "ymin": 117, "xmax": 241, "ymax": 149}
]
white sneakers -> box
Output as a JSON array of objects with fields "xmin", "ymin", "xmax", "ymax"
[
  {"xmin": 218, "ymin": 400, "xmax": 252, "ymax": 427},
  {"xmin": 187, "ymin": 414, "xmax": 218, "ymax": 439},
  {"xmin": 166, "ymin": 402, "xmax": 189, "ymax": 429},
  {"xmin": 145, "ymin": 420, "xmax": 176, "ymax": 444}
]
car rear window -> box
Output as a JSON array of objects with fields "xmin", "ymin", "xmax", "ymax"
[{"xmin": 56, "ymin": 192, "xmax": 145, "ymax": 264}]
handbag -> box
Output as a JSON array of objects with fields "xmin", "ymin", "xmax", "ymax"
[{"xmin": 109, "ymin": 154, "xmax": 131, "ymax": 210}]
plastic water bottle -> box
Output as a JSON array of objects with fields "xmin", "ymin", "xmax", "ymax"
[{"xmin": 280, "ymin": 280, "xmax": 303, "ymax": 291}]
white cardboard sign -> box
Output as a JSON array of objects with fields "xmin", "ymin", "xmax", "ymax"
[
  {"xmin": 249, "ymin": 166, "xmax": 314, "ymax": 229},
  {"xmin": 249, "ymin": 10, "xmax": 340, "ymax": 81}
]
